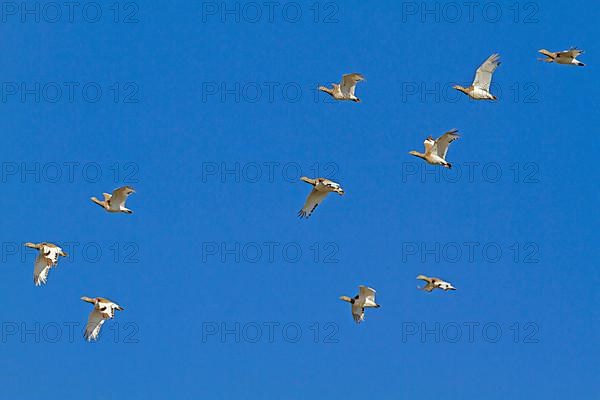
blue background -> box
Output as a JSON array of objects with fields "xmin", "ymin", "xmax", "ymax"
[{"xmin": 1, "ymin": 1, "xmax": 598, "ymax": 398}]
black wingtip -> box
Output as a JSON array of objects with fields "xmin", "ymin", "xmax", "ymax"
[{"xmin": 297, "ymin": 210, "xmax": 309, "ymax": 219}]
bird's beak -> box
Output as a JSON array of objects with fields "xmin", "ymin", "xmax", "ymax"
[
  {"xmin": 449, "ymin": 286, "xmax": 457, "ymax": 291},
  {"xmin": 337, "ymin": 189, "xmax": 344, "ymax": 196}
]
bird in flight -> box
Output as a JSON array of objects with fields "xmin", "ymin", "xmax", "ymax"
[
  {"xmin": 409, "ymin": 128, "xmax": 460, "ymax": 169},
  {"xmin": 339, "ymin": 286, "xmax": 381, "ymax": 324},
  {"xmin": 297, "ymin": 176, "xmax": 344, "ymax": 219},
  {"xmin": 318, "ymin": 73, "xmax": 365, "ymax": 102},
  {"xmin": 81, "ymin": 296, "xmax": 125, "ymax": 342},
  {"xmin": 24, "ymin": 242, "xmax": 68, "ymax": 286},
  {"xmin": 538, "ymin": 47, "xmax": 585, "ymax": 66},
  {"xmin": 417, "ymin": 275, "xmax": 457, "ymax": 292},
  {"xmin": 91, "ymin": 186, "xmax": 136, "ymax": 214},
  {"xmin": 453, "ymin": 53, "xmax": 501, "ymax": 100}
]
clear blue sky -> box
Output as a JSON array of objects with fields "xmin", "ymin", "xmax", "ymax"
[{"xmin": 1, "ymin": 1, "xmax": 598, "ymax": 398}]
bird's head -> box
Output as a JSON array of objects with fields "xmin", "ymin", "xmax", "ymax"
[
  {"xmin": 452, "ymin": 85, "xmax": 467, "ymax": 94},
  {"xmin": 335, "ymin": 187, "xmax": 345, "ymax": 196},
  {"xmin": 339, "ymin": 296, "xmax": 354, "ymax": 304},
  {"xmin": 409, "ymin": 150, "xmax": 424, "ymax": 159}
]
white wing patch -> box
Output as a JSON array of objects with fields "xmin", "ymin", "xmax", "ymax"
[
  {"xmin": 433, "ymin": 129, "xmax": 460, "ymax": 160},
  {"xmin": 340, "ymin": 73, "xmax": 364, "ymax": 98},
  {"xmin": 563, "ymin": 47, "xmax": 583, "ymax": 58},
  {"xmin": 352, "ymin": 304, "xmax": 365, "ymax": 324},
  {"xmin": 110, "ymin": 186, "xmax": 135, "ymax": 210},
  {"xmin": 84, "ymin": 309, "xmax": 106, "ymax": 342},
  {"xmin": 298, "ymin": 189, "xmax": 330, "ymax": 219},
  {"xmin": 473, "ymin": 53, "xmax": 500, "ymax": 91},
  {"xmin": 359, "ymin": 286, "xmax": 376, "ymax": 301},
  {"xmin": 33, "ymin": 255, "xmax": 52, "ymax": 286},
  {"xmin": 43, "ymin": 246, "xmax": 62, "ymax": 264},
  {"xmin": 424, "ymin": 137, "xmax": 435, "ymax": 154}
]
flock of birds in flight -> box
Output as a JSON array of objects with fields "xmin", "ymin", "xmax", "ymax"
[
  {"xmin": 25, "ymin": 186, "xmax": 135, "ymax": 341},
  {"xmin": 24, "ymin": 47, "xmax": 585, "ymax": 336},
  {"xmin": 310, "ymin": 47, "xmax": 584, "ymax": 324}
]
